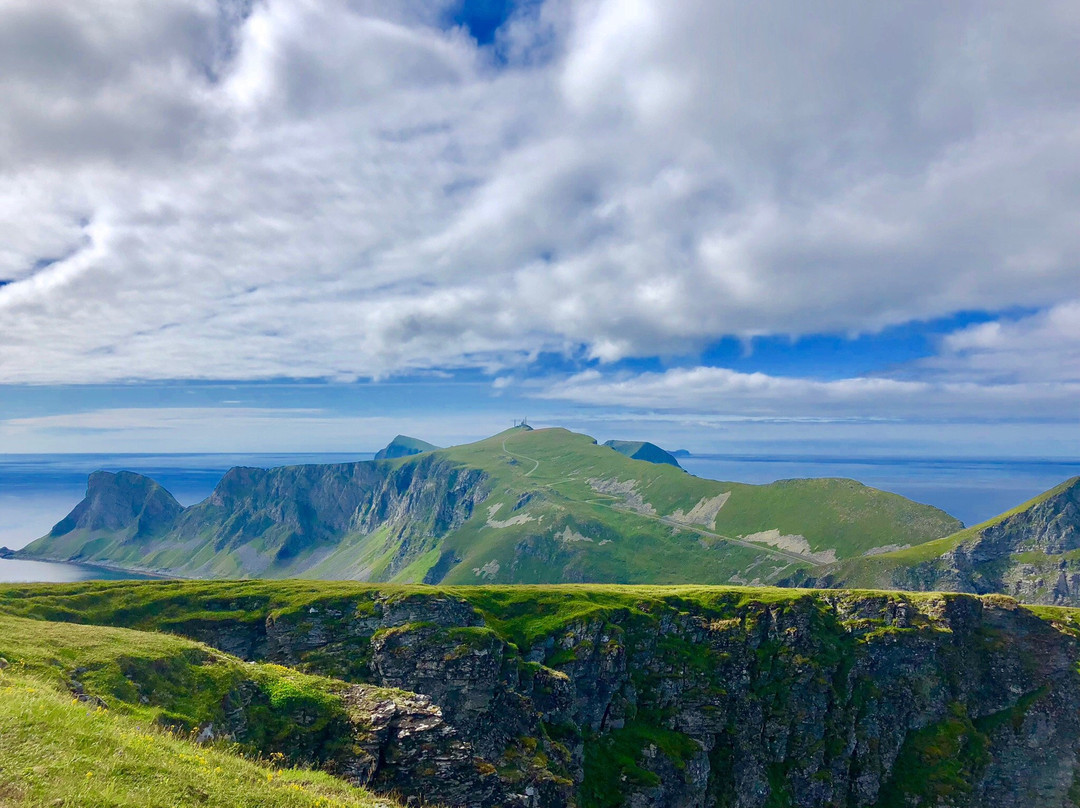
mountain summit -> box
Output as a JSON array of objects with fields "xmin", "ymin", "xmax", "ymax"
[{"xmin": 373, "ymin": 435, "xmax": 440, "ymax": 460}]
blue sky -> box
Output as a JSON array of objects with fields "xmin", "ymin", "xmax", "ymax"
[{"xmin": 0, "ymin": 0, "xmax": 1077, "ymax": 457}]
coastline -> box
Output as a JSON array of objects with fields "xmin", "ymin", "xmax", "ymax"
[{"xmin": 8, "ymin": 552, "xmax": 181, "ymax": 581}]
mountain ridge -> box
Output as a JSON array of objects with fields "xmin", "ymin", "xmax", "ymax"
[
  {"xmin": 797, "ymin": 476, "xmax": 1080, "ymax": 604},
  {"xmin": 602, "ymin": 439, "xmax": 682, "ymax": 468},
  {"xmin": 19, "ymin": 426, "xmax": 961, "ymax": 585}
]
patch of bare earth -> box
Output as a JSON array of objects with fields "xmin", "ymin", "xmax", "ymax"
[
  {"xmin": 669, "ymin": 492, "xmax": 731, "ymax": 529},
  {"xmin": 742, "ymin": 529, "xmax": 838, "ymax": 564},
  {"xmin": 587, "ymin": 478, "xmax": 656, "ymax": 515}
]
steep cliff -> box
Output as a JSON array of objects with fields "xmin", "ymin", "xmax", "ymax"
[
  {"xmin": 20, "ymin": 427, "xmax": 961, "ymax": 585},
  {"xmin": 6, "ymin": 580, "xmax": 1080, "ymax": 808},
  {"xmin": 22, "ymin": 453, "xmax": 489, "ymax": 580},
  {"xmin": 31, "ymin": 470, "xmax": 183, "ymax": 561},
  {"xmin": 805, "ymin": 477, "xmax": 1080, "ymax": 605}
]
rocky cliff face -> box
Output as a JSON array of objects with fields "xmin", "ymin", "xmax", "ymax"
[
  {"xmin": 56, "ymin": 584, "xmax": 1080, "ymax": 808},
  {"xmin": 919, "ymin": 478, "xmax": 1080, "ymax": 604},
  {"xmin": 173, "ymin": 454, "xmax": 489, "ymax": 575},
  {"xmin": 24, "ymin": 455, "xmax": 490, "ymax": 578},
  {"xmin": 48, "ymin": 470, "xmax": 182, "ymax": 541}
]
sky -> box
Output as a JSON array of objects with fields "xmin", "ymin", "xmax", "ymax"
[{"xmin": 0, "ymin": 0, "xmax": 1078, "ymax": 457}]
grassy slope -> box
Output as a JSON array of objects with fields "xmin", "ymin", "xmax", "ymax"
[
  {"xmin": 0, "ymin": 613, "xmax": 347, "ymax": 733},
  {"xmin": 820, "ymin": 477, "xmax": 1080, "ymax": 588},
  {"xmin": 426, "ymin": 428, "xmax": 959, "ymax": 585},
  {"xmin": 0, "ymin": 672, "xmax": 397, "ymax": 808},
  {"xmin": 602, "ymin": 440, "xmax": 680, "ymax": 466},
  {"xmin": 0, "ymin": 612, "xmax": 398, "ymax": 808},
  {"xmin": 21, "ymin": 427, "xmax": 961, "ymax": 586}
]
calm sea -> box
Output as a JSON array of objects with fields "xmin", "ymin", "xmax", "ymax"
[{"xmin": 1, "ymin": 451, "xmax": 1077, "ymax": 582}]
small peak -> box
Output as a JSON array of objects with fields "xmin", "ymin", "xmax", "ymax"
[
  {"xmin": 375, "ymin": 434, "xmax": 440, "ymax": 460},
  {"xmin": 603, "ymin": 440, "xmax": 682, "ymax": 468}
]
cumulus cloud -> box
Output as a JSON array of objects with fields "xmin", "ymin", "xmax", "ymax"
[
  {"xmin": 924, "ymin": 301, "xmax": 1080, "ymax": 384},
  {"xmin": 0, "ymin": 0, "xmax": 1079, "ymax": 387}
]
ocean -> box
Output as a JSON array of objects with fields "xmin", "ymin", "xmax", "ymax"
[{"xmin": 1, "ymin": 451, "xmax": 1077, "ymax": 582}]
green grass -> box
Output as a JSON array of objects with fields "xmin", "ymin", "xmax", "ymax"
[
  {"xmin": 580, "ymin": 718, "xmax": 701, "ymax": 808},
  {"xmin": 0, "ymin": 610, "xmax": 372, "ymax": 772},
  {"xmin": 0, "ymin": 667, "xmax": 397, "ymax": 808}
]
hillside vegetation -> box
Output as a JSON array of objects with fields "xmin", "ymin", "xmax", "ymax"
[
  {"xmin": 3, "ymin": 580, "xmax": 1080, "ymax": 808},
  {"xmin": 19, "ymin": 427, "xmax": 961, "ymax": 586},
  {"xmin": 601, "ymin": 439, "xmax": 682, "ymax": 467},
  {"xmin": 803, "ymin": 477, "xmax": 1080, "ymax": 604},
  {"xmin": 0, "ymin": 613, "xmax": 400, "ymax": 808}
]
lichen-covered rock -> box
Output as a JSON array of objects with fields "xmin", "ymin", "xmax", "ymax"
[{"xmin": 341, "ymin": 685, "xmax": 505, "ymax": 807}]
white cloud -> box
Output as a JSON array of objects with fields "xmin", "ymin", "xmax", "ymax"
[
  {"xmin": 540, "ymin": 365, "xmax": 1080, "ymax": 422},
  {"xmin": 925, "ymin": 301, "xmax": 1080, "ymax": 384},
  {"xmin": 0, "ymin": 0, "xmax": 1078, "ymax": 389}
]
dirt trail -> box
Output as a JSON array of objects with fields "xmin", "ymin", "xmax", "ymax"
[{"xmin": 501, "ymin": 440, "xmax": 540, "ymax": 477}]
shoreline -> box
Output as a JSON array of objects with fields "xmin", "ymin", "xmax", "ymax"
[{"xmin": 7, "ymin": 553, "xmax": 181, "ymax": 580}]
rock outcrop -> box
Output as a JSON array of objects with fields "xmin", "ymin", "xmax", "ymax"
[
  {"xmin": 48, "ymin": 470, "xmax": 182, "ymax": 541},
  {"xmin": 23, "ymin": 454, "xmax": 489, "ymax": 579}
]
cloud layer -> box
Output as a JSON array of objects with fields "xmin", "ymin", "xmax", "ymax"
[
  {"xmin": 1, "ymin": 0, "xmax": 1078, "ymax": 398},
  {"xmin": 540, "ymin": 365, "xmax": 1080, "ymax": 421}
]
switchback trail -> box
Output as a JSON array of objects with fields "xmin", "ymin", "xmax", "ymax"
[{"xmin": 502, "ymin": 440, "xmax": 541, "ymax": 477}]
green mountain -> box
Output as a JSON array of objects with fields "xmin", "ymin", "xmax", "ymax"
[
  {"xmin": 798, "ymin": 477, "xmax": 1080, "ymax": 604},
  {"xmin": 373, "ymin": 434, "xmax": 439, "ymax": 460},
  {"xmin": 602, "ymin": 439, "xmax": 682, "ymax": 467},
  {"xmin": 20, "ymin": 426, "xmax": 960, "ymax": 584},
  {"xmin": 5, "ymin": 580, "xmax": 1080, "ymax": 807}
]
